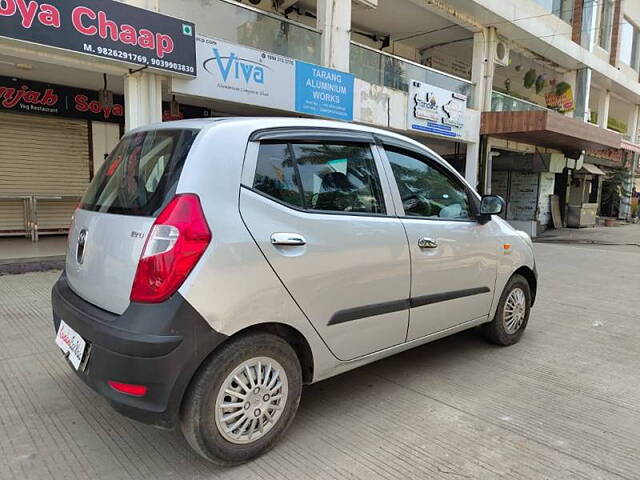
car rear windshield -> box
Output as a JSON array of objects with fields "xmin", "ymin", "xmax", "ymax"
[{"xmin": 80, "ymin": 129, "xmax": 199, "ymax": 216}]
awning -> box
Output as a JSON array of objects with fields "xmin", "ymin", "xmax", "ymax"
[
  {"xmin": 481, "ymin": 111, "xmax": 622, "ymax": 153},
  {"xmin": 621, "ymin": 139, "xmax": 640, "ymax": 153},
  {"xmin": 579, "ymin": 163, "xmax": 606, "ymax": 175}
]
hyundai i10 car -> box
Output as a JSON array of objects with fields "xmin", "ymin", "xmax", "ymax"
[{"xmin": 52, "ymin": 117, "xmax": 537, "ymax": 465}]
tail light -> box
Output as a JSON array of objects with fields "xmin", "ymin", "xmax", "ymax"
[{"xmin": 130, "ymin": 194, "xmax": 211, "ymax": 303}]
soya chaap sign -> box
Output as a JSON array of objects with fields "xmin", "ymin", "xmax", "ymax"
[{"xmin": 0, "ymin": 0, "xmax": 196, "ymax": 76}]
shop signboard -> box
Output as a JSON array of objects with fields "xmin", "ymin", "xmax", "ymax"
[
  {"xmin": 0, "ymin": 0, "xmax": 196, "ymax": 76},
  {"xmin": 544, "ymin": 83, "xmax": 574, "ymax": 113},
  {"xmin": 0, "ymin": 75, "xmax": 125, "ymax": 122},
  {"xmin": 294, "ymin": 61, "xmax": 354, "ymax": 121},
  {"xmin": 173, "ymin": 35, "xmax": 355, "ymax": 122},
  {"xmin": 0, "ymin": 75, "xmax": 209, "ymax": 123},
  {"xmin": 407, "ymin": 80, "xmax": 466, "ymax": 138},
  {"xmin": 172, "ymin": 36, "xmax": 295, "ymax": 111}
]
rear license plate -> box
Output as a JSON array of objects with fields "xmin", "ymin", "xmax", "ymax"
[{"xmin": 55, "ymin": 320, "xmax": 86, "ymax": 371}]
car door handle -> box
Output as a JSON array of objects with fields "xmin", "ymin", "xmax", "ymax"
[
  {"xmin": 418, "ymin": 237, "xmax": 438, "ymax": 249},
  {"xmin": 271, "ymin": 233, "xmax": 307, "ymax": 246}
]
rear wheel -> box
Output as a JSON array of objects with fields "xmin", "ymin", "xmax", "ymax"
[
  {"xmin": 180, "ymin": 333, "xmax": 302, "ymax": 465},
  {"xmin": 482, "ymin": 274, "xmax": 531, "ymax": 346}
]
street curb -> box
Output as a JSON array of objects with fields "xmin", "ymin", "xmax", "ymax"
[{"xmin": 0, "ymin": 256, "xmax": 65, "ymax": 275}]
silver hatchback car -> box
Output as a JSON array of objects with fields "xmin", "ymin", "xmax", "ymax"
[{"xmin": 52, "ymin": 117, "xmax": 537, "ymax": 465}]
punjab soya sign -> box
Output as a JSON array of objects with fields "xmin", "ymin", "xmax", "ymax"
[
  {"xmin": 0, "ymin": 75, "xmax": 210, "ymax": 123},
  {"xmin": 0, "ymin": 0, "xmax": 196, "ymax": 76}
]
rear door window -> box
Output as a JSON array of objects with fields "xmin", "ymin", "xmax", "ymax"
[
  {"xmin": 253, "ymin": 141, "xmax": 386, "ymax": 215},
  {"xmin": 253, "ymin": 143, "xmax": 303, "ymax": 208},
  {"xmin": 80, "ymin": 129, "xmax": 199, "ymax": 216}
]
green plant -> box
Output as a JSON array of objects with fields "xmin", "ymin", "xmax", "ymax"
[{"xmin": 600, "ymin": 157, "xmax": 633, "ymax": 218}]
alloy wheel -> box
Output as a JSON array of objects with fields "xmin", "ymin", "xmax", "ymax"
[
  {"xmin": 503, "ymin": 287, "xmax": 527, "ymax": 334},
  {"xmin": 215, "ymin": 357, "xmax": 288, "ymax": 444}
]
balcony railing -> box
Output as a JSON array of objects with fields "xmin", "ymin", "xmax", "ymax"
[
  {"xmin": 491, "ymin": 91, "xmax": 549, "ymax": 112},
  {"xmin": 158, "ymin": 0, "xmax": 321, "ymax": 64},
  {"xmin": 350, "ymin": 42, "xmax": 473, "ymax": 106},
  {"xmin": 159, "ymin": 0, "xmax": 474, "ymax": 106}
]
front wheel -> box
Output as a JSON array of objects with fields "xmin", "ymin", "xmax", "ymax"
[
  {"xmin": 482, "ymin": 274, "xmax": 531, "ymax": 346},
  {"xmin": 180, "ymin": 333, "xmax": 302, "ymax": 466}
]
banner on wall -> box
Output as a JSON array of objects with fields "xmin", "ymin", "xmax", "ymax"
[
  {"xmin": 172, "ymin": 36, "xmax": 295, "ymax": 111},
  {"xmin": 0, "ymin": 75, "xmax": 125, "ymax": 122},
  {"xmin": 172, "ymin": 35, "xmax": 355, "ymax": 122},
  {"xmin": 0, "ymin": 0, "xmax": 196, "ymax": 76},
  {"xmin": 544, "ymin": 83, "xmax": 574, "ymax": 113},
  {"xmin": 295, "ymin": 61, "xmax": 354, "ymax": 121},
  {"xmin": 0, "ymin": 75, "xmax": 210, "ymax": 123},
  {"xmin": 407, "ymin": 80, "xmax": 466, "ymax": 138}
]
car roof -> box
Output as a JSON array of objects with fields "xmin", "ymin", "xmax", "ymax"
[{"xmin": 128, "ymin": 116, "xmax": 443, "ymax": 160}]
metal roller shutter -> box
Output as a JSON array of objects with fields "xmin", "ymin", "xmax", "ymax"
[{"xmin": 0, "ymin": 112, "xmax": 90, "ymax": 236}]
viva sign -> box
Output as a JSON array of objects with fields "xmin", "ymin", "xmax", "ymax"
[
  {"xmin": 174, "ymin": 36, "xmax": 296, "ymax": 112},
  {"xmin": 172, "ymin": 35, "xmax": 354, "ymax": 121},
  {"xmin": 210, "ymin": 48, "xmax": 265, "ymax": 84}
]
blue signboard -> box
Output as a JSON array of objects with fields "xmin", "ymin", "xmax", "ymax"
[
  {"xmin": 410, "ymin": 122, "xmax": 459, "ymax": 138},
  {"xmin": 295, "ymin": 61, "xmax": 354, "ymax": 121}
]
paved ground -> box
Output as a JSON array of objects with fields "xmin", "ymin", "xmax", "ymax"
[
  {"xmin": 0, "ymin": 236, "xmax": 66, "ymax": 261},
  {"xmin": 1, "ymin": 238, "xmax": 639, "ymax": 479},
  {"xmin": 537, "ymin": 222, "xmax": 640, "ymax": 253}
]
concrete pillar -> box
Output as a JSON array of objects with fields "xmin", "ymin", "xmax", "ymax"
[
  {"xmin": 124, "ymin": 71, "xmax": 163, "ymax": 131},
  {"xmin": 317, "ymin": 0, "xmax": 351, "ymax": 71},
  {"xmin": 597, "ymin": 90, "xmax": 611, "ymax": 129},
  {"xmin": 627, "ymin": 104, "xmax": 640, "ymax": 142},
  {"xmin": 574, "ymin": 68, "xmax": 592, "ymax": 122},
  {"xmin": 481, "ymin": 27, "xmax": 497, "ymax": 112},
  {"xmin": 470, "ymin": 30, "xmax": 488, "ymax": 111},
  {"xmin": 465, "ymin": 142, "xmax": 480, "ymax": 191},
  {"xmin": 471, "ymin": 28, "xmax": 496, "ymax": 194},
  {"xmin": 121, "ymin": 0, "xmax": 162, "ymax": 131}
]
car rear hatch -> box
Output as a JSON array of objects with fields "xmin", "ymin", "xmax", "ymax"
[{"xmin": 66, "ymin": 128, "xmax": 199, "ymax": 315}]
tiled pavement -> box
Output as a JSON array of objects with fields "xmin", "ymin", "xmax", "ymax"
[{"xmin": 1, "ymin": 241, "xmax": 639, "ymax": 479}]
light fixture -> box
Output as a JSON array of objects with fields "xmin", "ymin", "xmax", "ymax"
[{"xmin": 98, "ymin": 73, "xmax": 114, "ymax": 108}]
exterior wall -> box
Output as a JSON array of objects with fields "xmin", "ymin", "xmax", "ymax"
[{"xmin": 462, "ymin": 0, "xmax": 640, "ymax": 102}]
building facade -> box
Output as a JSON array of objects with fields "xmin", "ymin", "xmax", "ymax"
[{"xmin": 0, "ymin": 0, "xmax": 638, "ymax": 238}]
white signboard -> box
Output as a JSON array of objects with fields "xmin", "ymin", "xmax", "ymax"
[
  {"xmin": 407, "ymin": 80, "xmax": 466, "ymax": 138},
  {"xmin": 172, "ymin": 35, "xmax": 295, "ymax": 111}
]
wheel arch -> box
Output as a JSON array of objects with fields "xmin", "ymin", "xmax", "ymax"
[
  {"xmin": 188, "ymin": 322, "xmax": 315, "ymax": 387},
  {"xmin": 232, "ymin": 323, "xmax": 314, "ymax": 384},
  {"xmin": 513, "ymin": 266, "xmax": 537, "ymax": 306}
]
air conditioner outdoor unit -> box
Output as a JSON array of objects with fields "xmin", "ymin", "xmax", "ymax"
[
  {"xmin": 245, "ymin": 0, "xmax": 271, "ymax": 7},
  {"xmin": 494, "ymin": 37, "xmax": 510, "ymax": 67},
  {"xmin": 353, "ymin": 0, "xmax": 378, "ymax": 8}
]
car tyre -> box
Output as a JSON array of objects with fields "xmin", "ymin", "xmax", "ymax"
[
  {"xmin": 180, "ymin": 332, "xmax": 302, "ymax": 466},
  {"xmin": 482, "ymin": 274, "xmax": 531, "ymax": 346}
]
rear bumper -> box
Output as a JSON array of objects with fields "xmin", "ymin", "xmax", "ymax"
[{"xmin": 51, "ymin": 273, "xmax": 227, "ymax": 428}]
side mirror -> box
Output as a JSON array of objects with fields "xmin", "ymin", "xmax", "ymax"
[{"xmin": 478, "ymin": 195, "xmax": 505, "ymax": 224}]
